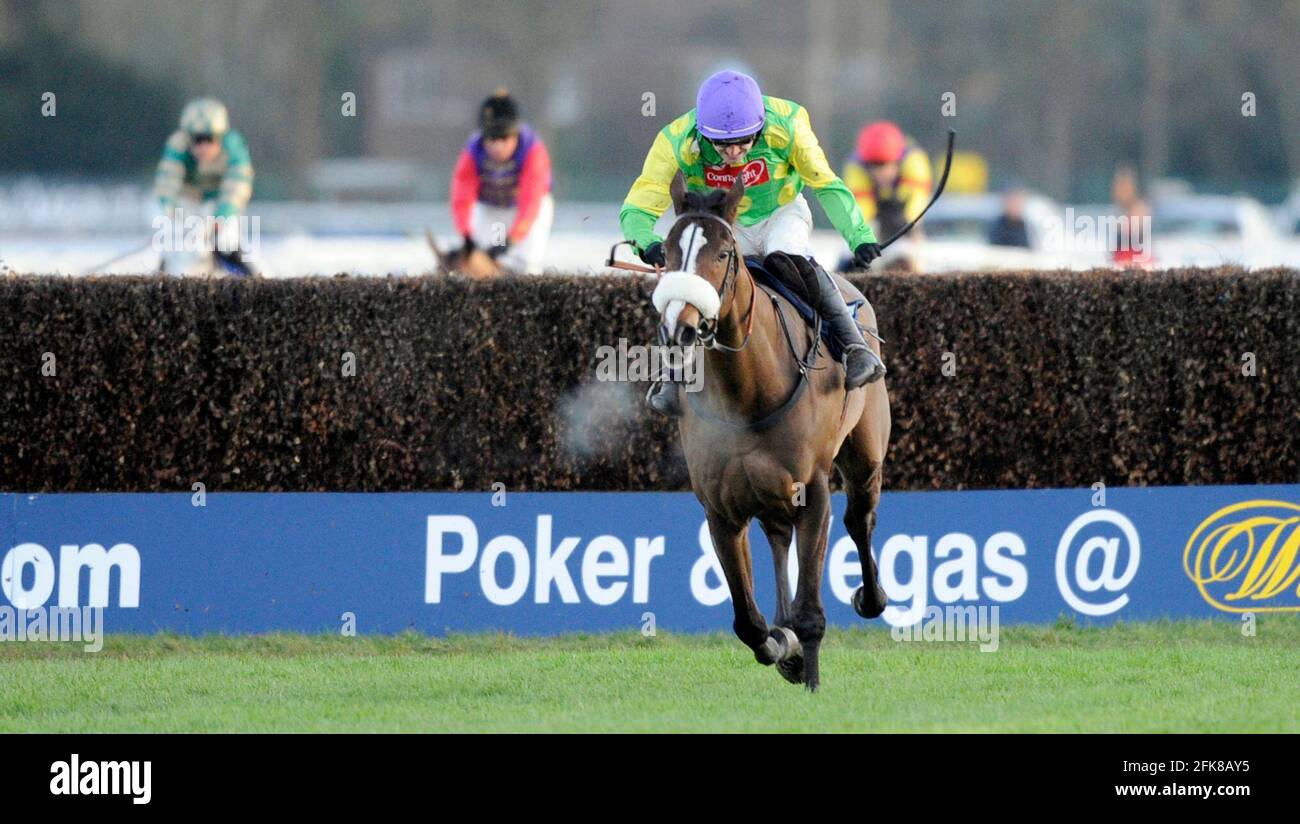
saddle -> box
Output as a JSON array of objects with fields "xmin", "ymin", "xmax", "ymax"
[{"xmin": 744, "ymin": 256, "xmax": 867, "ymax": 361}]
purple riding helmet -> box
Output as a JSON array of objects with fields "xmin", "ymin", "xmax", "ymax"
[{"xmin": 695, "ymin": 71, "xmax": 765, "ymax": 141}]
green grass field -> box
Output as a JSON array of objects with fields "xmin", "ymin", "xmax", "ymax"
[{"xmin": 2, "ymin": 619, "xmax": 1296, "ymax": 732}]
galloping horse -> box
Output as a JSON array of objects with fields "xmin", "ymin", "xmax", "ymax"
[{"xmin": 652, "ymin": 174, "xmax": 891, "ymax": 691}]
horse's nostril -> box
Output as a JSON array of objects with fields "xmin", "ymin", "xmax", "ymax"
[{"xmin": 676, "ymin": 325, "xmax": 697, "ymax": 347}]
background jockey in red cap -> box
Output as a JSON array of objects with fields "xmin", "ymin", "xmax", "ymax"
[
  {"xmin": 450, "ymin": 89, "xmax": 554, "ymax": 274},
  {"xmin": 843, "ymin": 121, "xmax": 933, "ymax": 245}
]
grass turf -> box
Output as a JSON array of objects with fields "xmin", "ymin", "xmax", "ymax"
[{"xmin": 1, "ymin": 618, "xmax": 1295, "ymax": 732}]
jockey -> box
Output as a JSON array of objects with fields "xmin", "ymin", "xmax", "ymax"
[
  {"xmin": 450, "ymin": 89, "xmax": 554, "ymax": 274},
  {"xmin": 153, "ymin": 98, "xmax": 255, "ymax": 275},
  {"xmin": 621, "ymin": 70, "xmax": 885, "ymax": 417},
  {"xmin": 843, "ymin": 121, "xmax": 933, "ymax": 244}
]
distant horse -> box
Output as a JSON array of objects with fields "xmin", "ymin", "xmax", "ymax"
[
  {"xmin": 652, "ymin": 174, "xmax": 891, "ymax": 691},
  {"xmin": 427, "ymin": 230, "xmax": 503, "ymax": 278}
]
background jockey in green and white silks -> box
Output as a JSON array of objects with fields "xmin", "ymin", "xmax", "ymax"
[
  {"xmin": 620, "ymin": 71, "xmax": 885, "ymax": 417},
  {"xmin": 153, "ymin": 98, "xmax": 255, "ymax": 275}
]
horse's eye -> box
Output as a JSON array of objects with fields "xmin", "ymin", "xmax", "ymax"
[{"xmin": 719, "ymin": 250, "xmax": 731, "ymax": 261}]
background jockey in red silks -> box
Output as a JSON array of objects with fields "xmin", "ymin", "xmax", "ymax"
[
  {"xmin": 843, "ymin": 121, "xmax": 933, "ymax": 261},
  {"xmin": 450, "ymin": 89, "xmax": 554, "ymax": 274}
]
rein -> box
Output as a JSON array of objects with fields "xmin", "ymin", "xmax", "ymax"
[
  {"xmin": 696, "ymin": 230, "xmax": 756, "ymax": 353},
  {"xmin": 661, "ymin": 212, "xmax": 820, "ymax": 434},
  {"xmin": 687, "ymin": 296, "xmax": 821, "ymax": 433},
  {"xmin": 605, "ymin": 240, "xmax": 662, "ymax": 275}
]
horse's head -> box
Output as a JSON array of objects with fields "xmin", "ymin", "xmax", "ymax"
[{"xmin": 652, "ymin": 172, "xmax": 745, "ymax": 349}]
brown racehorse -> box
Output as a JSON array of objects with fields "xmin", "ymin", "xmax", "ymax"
[
  {"xmin": 652, "ymin": 174, "xmax": 890, "ymax": 691},
  {"xmin": 427, "ymin": 230, "xmax": 503, "ymax": 279}
]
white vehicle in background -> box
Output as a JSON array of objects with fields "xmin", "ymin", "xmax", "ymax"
[
  {"xmin": 1275, "ymin": 189, "xmax": 1300, "ymax": 268},
  {"xmin": 911, "ymin": 192, "xmax": 1099, "ymax": 271},
  {"xmin": 1150, "ymin": 195, "xmax": 1285, "ymax": 268}
]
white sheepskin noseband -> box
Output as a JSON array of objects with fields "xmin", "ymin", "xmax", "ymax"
[{"xmin": 652, "ymin": 271, "xmax": 722, "ymax": 321}]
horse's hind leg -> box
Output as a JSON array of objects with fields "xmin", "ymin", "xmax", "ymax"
[
  {"xmin": 835, "ymin": 391, "xmax": 891, "ymax": 619},
  {"xmin": 706, "ymin": 513, "xmax": 785, "ymax": 667},
  {"xmin": 844, "ymin": 466, "xmax": 887, "ymax": 619},
  {"xmin": 759, "ymin": 518, "xmax": 793, "ymax": 628},
  {"xmin": 788, "ymin": 474, "xmax": 832, "ymax": 691}
]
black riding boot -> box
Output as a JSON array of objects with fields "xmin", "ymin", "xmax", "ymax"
[
  {"xmin": 809, "ymin": 259, "xmax": 886, "ymax": 388},
  {"xmin": 214, "ymin": 248, "xmax": 254, "ymax": 278},
  {"xmin": 646, "ymin": 378, "xmax": 683, "ymax": 417},
  {"xmin": 646, "ymin": 323, "xmax": 684, "ymax": 417}
]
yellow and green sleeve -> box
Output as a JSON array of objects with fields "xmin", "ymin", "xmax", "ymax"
[
  {"xmin": 619, "ymin": 130, "xmax": 678, "ymax": 252},
  {"xmin": 789, "ymin": 107, "xmax": 877, "ymax": 249},
  {"xmin": 842, "ymin": 160, "xmax": 877, "ymax": 221}
]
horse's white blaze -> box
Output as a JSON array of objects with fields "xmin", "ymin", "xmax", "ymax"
[
  {"xmin": 679, "ymin": 225, "xmax": 703, "ymax": 277},
  {"xmin": 653, "ymin": 219, "xmax": 722, "ymax": 335}
]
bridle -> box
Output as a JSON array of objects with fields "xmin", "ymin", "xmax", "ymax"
[
  {"xmin": 657, "ymin": 211, "xmax": 824, "ymax": 434},
  {"xmin": 668, "ymin": 212, "xmax": 755, "ymax": 352}
]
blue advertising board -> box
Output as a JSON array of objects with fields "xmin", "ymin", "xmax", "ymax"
[{"xmin": 2, "ymin": 485, "xmax": 1298, "ymax": 634}]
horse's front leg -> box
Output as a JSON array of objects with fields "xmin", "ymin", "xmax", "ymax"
[
  {"xmin": 759, "ymin": 517, "xmax": 794, "ymax": 628},
  {"xmin": 788, "ymin": 474, "xmax": 832, "ymax": 691},
  {"xmin": 705, "ymin": 512, "xmax": 787, "ymax": 666}
]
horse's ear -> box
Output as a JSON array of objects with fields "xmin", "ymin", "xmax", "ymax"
[
  {"xmin": 669, "ymin": 171, "xmax": 688, "ymax": 215},
  {"xmin": 426, "ymin": 228, "xmax": 455, "ymax": 273},
  {"xmin": 432, "ymin": 243, "xmax": 452, "ymax": 272},
  {"xmin": 721, "ymin": 177, "xmax": 745, "ymax": 224}
]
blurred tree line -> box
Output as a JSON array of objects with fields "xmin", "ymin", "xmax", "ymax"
[{"xmin": 1, "ymin": 0, "xmax": 1296, "ymax": 202}]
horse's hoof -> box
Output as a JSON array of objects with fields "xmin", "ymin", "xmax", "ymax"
[
  {"xmin": 754, "ymin": 636, "xmax": 781, "ymax": 666},
  {"xmin": 776, "ymin": 653, "xmax": 804, "ymax": 685},
  {"xmin": 771, "ymin": 627, "xmax": 804, "ymax": 685},
  {"xmin": 771, "ymin": 626, "xmax": 801, "ymax": 658},
  {"xmin": 853, "ymin": 584, "xmax": 887, "ymax": 619}
]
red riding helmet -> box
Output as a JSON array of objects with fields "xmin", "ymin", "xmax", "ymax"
[{"xmin": 856, "ymin": 121, "xmax": 906, "ymax": 165}]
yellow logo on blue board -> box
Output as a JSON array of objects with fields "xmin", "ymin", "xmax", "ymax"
[{"xmin": 1184, "ymin": 500, "xmax": 1300, "ymax": 612}]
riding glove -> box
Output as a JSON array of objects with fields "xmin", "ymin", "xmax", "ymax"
[
  {"xmin": 852, "ymin": 242, "xmax": 883, "ymax": 270},
  {"xmin": 639, "ymin": 241, "xmax": 667, "ymax": 268}
]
